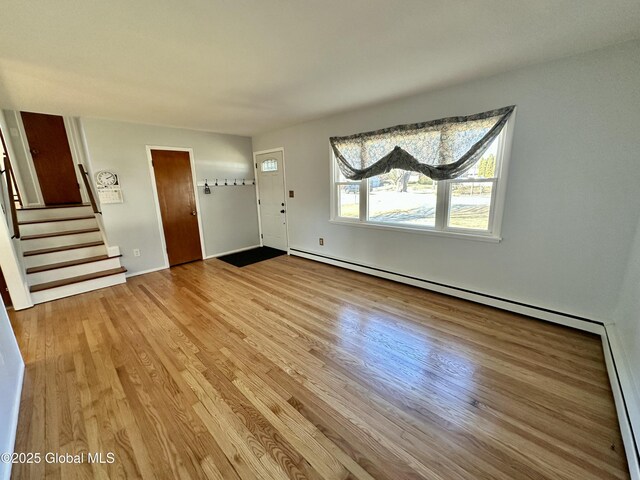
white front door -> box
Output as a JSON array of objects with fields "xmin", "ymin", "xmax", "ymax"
[{"xmin": 256, "ymin": 150, "xmax": 288, "ymax": 251}]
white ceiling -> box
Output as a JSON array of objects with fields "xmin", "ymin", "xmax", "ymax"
[{"xmin": 1, "ymin": 0, "xmax": 639, "ymax": 136}]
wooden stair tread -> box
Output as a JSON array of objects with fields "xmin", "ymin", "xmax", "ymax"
[
  {"xmin": 23, "ymin": 241, "xmax": 104, "ymax": 257},
  {"xmin": 30, "ymin": 267, "xmax": 127, "ymax": 293},
  {"xmin": 26, "ymin": 254, "xmax": 122, "ymax": 274},
  {"xmin": 21, "ymin": 228, "xmax": 100, "ymax": 240},
  {"xmin": 18, "ymin": 215, "xmax": 95, "ymax": 225},
  {"xmin": 18, "ymin": 203, "xmax": 90, "ymax": 211}
]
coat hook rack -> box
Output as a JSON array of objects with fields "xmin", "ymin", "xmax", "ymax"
[{"xmin": 197, "ymin": 178, "xmax": 256, "ymax": 191}]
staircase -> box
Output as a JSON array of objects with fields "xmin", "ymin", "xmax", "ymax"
[{"xmin": 17, "ymin": 204, "xmax": 126, "ymax": 304}]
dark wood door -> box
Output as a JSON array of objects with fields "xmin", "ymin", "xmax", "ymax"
[
  {"xmin": 0, "ymin": 267, "xmax": 11, "ymax": 308},
  {"xmin": 151, "ymin": 149, "xmax": 202, "ymax": 266},
  {"xmin": 21, "ymin": 111, "xmax": 82, "ymax": 205}
]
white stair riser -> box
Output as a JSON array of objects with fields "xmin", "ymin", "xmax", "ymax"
[
  {"xmin": 31, "ymin": 273, "xmax": 127, "ymax": 304},
  {"xmin": 20, "ymin": 218, "xmax": 98, "ymax": 236},
  {"xmin": 27, "ymin": 257, "xmax": 123, "ymax": 286},
  {"xmin": 21, "ymin": 231, "xmax": 103, "ymax": 251},
  {"xmin": 23, "ymin": 245, "xmax": 108, "ymax": 269},
  {"xmin": 17, "ymin": 206, "xmax": 94, "ymax": 222}
]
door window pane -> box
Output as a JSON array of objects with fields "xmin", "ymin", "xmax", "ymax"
[{"xmin": 262, "ymin": 159, "xmax": 278, "ymax": 172}]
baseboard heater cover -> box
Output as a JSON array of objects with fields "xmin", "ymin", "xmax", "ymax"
[{"xmin": 289, "ymin": 248, "xmax": 603, "ymax": 328}]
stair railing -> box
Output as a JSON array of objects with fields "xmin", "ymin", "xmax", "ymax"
[
  {"xmin": 8, "ymin": 166, "xmax": 22, "ymax": 207},
  {"xmin": 77, "ymin": 163, "xmax": 101, "ymax": 214},
  {"xmin": 0, "ymin": 129, "xmax": 21, "ymax": 239}
]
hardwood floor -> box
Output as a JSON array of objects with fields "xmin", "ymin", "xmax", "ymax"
[{"xmin": 9, "ymin": 255, "xmax": 629, "ymax": 479}]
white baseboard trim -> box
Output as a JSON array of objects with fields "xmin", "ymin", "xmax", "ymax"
[
  {"xmin": 0, "ymin": 364, "xmax": 24, "ymax": 480},
  {"xmin": 125, "ymin": 266, "xmax": 168, "ymax": 278},
  {"xmin": 204, "ymin": 244, "xmax": 261, "ymax": 260},
  {"xmin": 603, "ymin": 327, "xmax": 640, "ymax": 480},
  {"xmin": 290, "ymin": 247, "xmax": 640, "ymax": 477},
  {"xmin": 126, "ymin": 245, "xmax": 263, "ymax": 277},
  {"xmin": 290, "ymin": 248, "xmax": 605, "ymax": 334}
]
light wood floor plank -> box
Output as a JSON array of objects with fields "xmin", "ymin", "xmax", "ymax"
[{"xmin": 9, "ymin": 255, "xmax": 629, "ymax": 479}]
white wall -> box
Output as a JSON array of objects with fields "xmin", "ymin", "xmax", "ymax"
[
  {"xmin": 1, "ymin": 110, "xmax": 40, "ymax": 206},
  {"xmin": 0, "ymin": 111, "xmax": 33, "ymax": 310},
  {"xmin": 253, "ymin": 39, "xmax": 640, "ymax": 323},
  {"xmin": 0, "ymin": 296, "xmax": 25, "ymax": 480},
  {"xmin": 613, "ymin": 217, "xmax": 640, "ymax": 445},
  {"xmin": 80, "ymin": 118, "xmax": 259, "ymax": 275}
]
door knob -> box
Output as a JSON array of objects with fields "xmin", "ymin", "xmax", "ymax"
[
  {"xmin": 191, "ymin": 210, "xmax": 197, "ymax": 216},
  {"xmin": 30, "ymin": 148, "xmax": 39, "ymax": 155}
]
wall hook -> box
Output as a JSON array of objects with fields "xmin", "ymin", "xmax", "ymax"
[{"xmin": 204, "ymin": 179, "xmax": 211, "ymax": 194}]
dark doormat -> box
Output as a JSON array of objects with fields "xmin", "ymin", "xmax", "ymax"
[{"xmin": 217, "ymin": 247, "xmax": 286, "ymax": 267}]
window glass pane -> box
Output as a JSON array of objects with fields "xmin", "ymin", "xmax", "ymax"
[
  {"xmin": 458, "ymin": 136, "xmax": 499, "ymax": 179},
  {"xmin": 262, "ymin": 159, "xmax": 278, "ymax": 172},
  {"xmin": 338, "ymin": 184, "xmax": 359, "ymax": 218},
  {"xmin": 337, "ymin": 169, "xmax": 349, "ymax": 182},
  {"xmin": 368, "ymin": 170, "xmax": 436, "ymax": 227},
  {"xmin": 448, "ymin": 182, "xmax": 493, "ymax": 230}
]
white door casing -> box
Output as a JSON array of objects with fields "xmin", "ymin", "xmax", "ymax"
[{"xmin": 255, "ymin": 150, "xmax": 288, "ymax": 251}]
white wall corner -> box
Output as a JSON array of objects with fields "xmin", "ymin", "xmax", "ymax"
[
  {"xmin": 62, "ymin": 116, "xmax": 90, "ymax": 205},
  {"xmin": 607, "ymin": 325, "xmax": 640, "ymax": 435},
  {"xmin": 0, "ymin": 296, "xmax": 25, "ymax": 480},
  {"xmin": 603, "ymin": 325, "xmax": 640, "ymax": 479}
]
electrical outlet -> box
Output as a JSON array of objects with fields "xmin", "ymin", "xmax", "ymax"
[
  {"xmin": 319, "ymin": 238, "xmax": 324, "ymax": 246},
  {"xmin": 133, "ymin": 249, "xmax": 141, "ymax": 257}
]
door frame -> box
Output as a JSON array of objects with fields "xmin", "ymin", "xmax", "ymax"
[
  {"xmin": 63, "ymin": 116, "xmax": 92, "ymax": 205},
  {"xmin": 252, "ymin": 147, "xmax": 290, "ymax": 251},
  {"xmin": 145, "ymin": 146, "xmax": 206, "ymax": 268},
  {"xmin": 14, "ymin": 111, "xmax": 89, "ymax": 206},
  {"xmin": 12, "ymin": 110, "xmax": 45, "ymax": 205}
]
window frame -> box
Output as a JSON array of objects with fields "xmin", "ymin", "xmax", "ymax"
[{"xmin": 329, "ymin": 115, "xmax": 515, "ymax": 242}]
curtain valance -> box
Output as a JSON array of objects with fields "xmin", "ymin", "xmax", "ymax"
[{"xmin": 330, "ymin": 105, "xmax": 515, "ymax": 181}]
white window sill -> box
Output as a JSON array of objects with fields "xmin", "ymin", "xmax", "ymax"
[{"xmin": 329, "ymin": 218, "xmax": 502, "ymax": 243}]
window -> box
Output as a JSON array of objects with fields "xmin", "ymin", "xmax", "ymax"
[
  {"xmin": 331, "ymin": 126, "xmax": 511, "ymax": 240},
  {"xmin": 261, "ymin": 158, "xmax": 278, "ymax": 172}
]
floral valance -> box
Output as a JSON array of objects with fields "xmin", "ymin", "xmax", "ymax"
[{"xmin": 330, "ymin": 105, "xmax": 515, "ymax": 181}]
